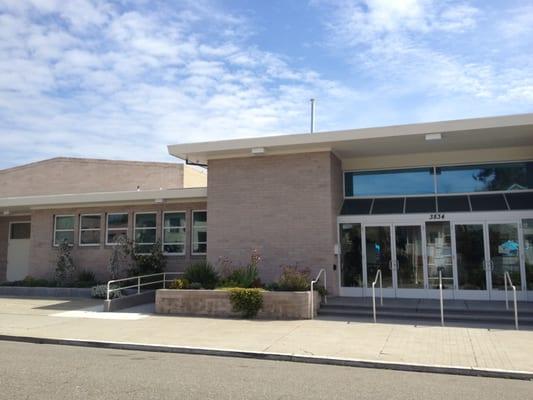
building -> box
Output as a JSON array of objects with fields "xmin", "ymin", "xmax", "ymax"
[{"xmin": 1, "ymin": 114, "xmax": 533, "ymax": 302}]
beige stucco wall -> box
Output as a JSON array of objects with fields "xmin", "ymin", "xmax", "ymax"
[
  {"xmin": 206, "ymin": 152, "xmax": 342, "ymax": 294},
  {"xmin": 6, "ymin": 201, "xmax": 207, "ymax": 282},
  {"xmin": 0, "ymin": 158, "xmax": 187, "ymax": 197},
  {"xmin": 183, "ymin": 165, "xmax": 208, "ymax": 188},
  {"xmin": 341, "ymin": 145, "xmax": 533, "ymax": 170}
]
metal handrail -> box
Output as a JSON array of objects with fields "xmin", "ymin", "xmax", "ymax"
[
  {"xmin": 504, "ymin": 271, "xmax": 519, "ymax": 330},
  {"xmin": 106, "ymin": 272, "xmax": 184, "ymax": 301},
  {"xmin": 309, "ymin": 268, "xmax": 327, "ymax": 319},
  {"xmin": 439, "ymin": 270, "xmax": 444, "ymax": 327},
  {"xmin": 372, "ymin": 269, "xmax": 383, "ymax": 323}
]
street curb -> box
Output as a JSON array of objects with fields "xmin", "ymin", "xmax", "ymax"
[{"xmin": 1, "ymin": 334, "xmax": 532, "ymax": 381}]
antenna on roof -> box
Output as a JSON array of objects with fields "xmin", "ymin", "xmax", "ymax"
[{"xmin": 310, "ymin": 98, "xmax": 316, "ymax": 133}]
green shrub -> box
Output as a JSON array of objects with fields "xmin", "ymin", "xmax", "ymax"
[
  {"xmin": 77, "ymin": 270, "xmax": 97, "ymax": 285},
  {"xmin": 91, "ymin": 284, "xmax": 121, "ymax": 299},
  {"xmin": 264, "ymin": 282, "xmax": 280, "ymax": 291},
  {"xmin": 223, "ymin": 265, "xmax": 260, "ymax": 288},
  {"xmin": 314, "ymin": 284, "xmax": 328, "ymax": 297},
  {"xmin": 0, "ymin": 276, "xmax": 56, "ymax": 287},
  {"xmin": 228, "ymin": 288, "xmax": 263, "ymax": 318},
  {"xmin": 184, "ymin": 261, "xmax": 219, "ymax": 289},
  {"xmin": 278, "ymin": 266, "xmax": 310, "ymax": 291},
  {"xmin": 130, "ymin": 240, "xmax": 166, "ymax": 276},
  {"xmin": 168, "ymin": 278, "xmax": 190, "ymax": 289},
  {"xmin": 55, "ymin": 239, "xmax": 76, "ymax": 286},
  {"xmin": 188, "ymin": 282, "xmax": 202, "ymax": 290}
]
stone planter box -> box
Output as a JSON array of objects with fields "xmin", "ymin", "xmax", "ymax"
[{"xmin": 155, "ymin": 289, "xmax": 321, "ymax": 319}]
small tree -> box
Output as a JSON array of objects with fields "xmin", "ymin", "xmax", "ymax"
[
  {"xmin": 56, "ymin": 239, "xmax": 76, "ymax": 285},
  {"xmin": 108, "ymin": 235, "xmax": 134, "ymax": 279}
]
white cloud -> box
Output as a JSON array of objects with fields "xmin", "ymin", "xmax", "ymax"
[{"xmin": 0, "ymin": 0, "xmax": 358, "ymax": 168}]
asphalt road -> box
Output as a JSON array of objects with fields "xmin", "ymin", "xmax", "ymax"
[{"xmin": 0, "ymin": 341, "xmax": 531, "ymax": 400}]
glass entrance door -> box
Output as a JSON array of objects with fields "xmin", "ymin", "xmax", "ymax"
[
  {"xmin": 487, "ymin": 223, "xmax": 521, "ymax": 292},
  {"xmin": 395, "ymin": 225, "xmax": 424, "ymax": 289},
  {"xmin": 365, "ymin": 226, "xmax": 393, "ymax": 288},
  {"xmin": 455, "ymin": 224, "xmax": 488, "ymax": 292}
]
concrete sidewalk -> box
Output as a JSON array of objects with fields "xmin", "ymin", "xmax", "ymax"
[{"xmin": 1, "ymin": 297, "xmax": 533, "ymax": 377}]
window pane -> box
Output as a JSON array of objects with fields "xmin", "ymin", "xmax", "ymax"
[
  {"xmin": 56, "ymin": 216, "xmax": 74, "ymax": 230},
  {"xmin": 193, "ymin": 242, "xmax": 207, "ymax": 253},
  {"xmin": 10, "ymin": 223, "xmax": 30, "ymax": 239},
  {"xmin": 193, "ymin": 211, "xmax": 207, "ymax": 226},
  {"xmin": 469, "ymin": 194, "xmax": 508, "ymax": 211},
  {"xmin": 135, "ymin": 213, "xmax": 156, "ymax": 228},
  {"xmin": 164, "ymin": 244, "xmax": 184, "ymax": 254},
  {"xmin": 371, "ymin": 198, "xmax": 404, "ymax": 214},
  {"xmin": 437, "ymin": 162, "xmax": 531, "ymax": 194},
  {"xmin": 107, "ymin": 230, "xmax": 127, "ymax": 244},
  {"xmin": 81, "ymin": 215, "xmax": 101, "ymax": 229},
  {"xmin": 339, "ymin": 224, "xmax": 363, "ymax": 287},
  {"xmin": 340, "ymin": 199, "xmax": 372, "ymax": 215},
  {"xmin": 164, "ymin": 212, "xmax": 185, "ymax": 228},
  {"xmin": 55, "ymin": 230, "xmax": 74, "ymax": 245},
  {"xmin": 135, "ymin": 244, "xmax": 153, "ymax": 254},
  {"xmin": 194, "ymin": 230, "xmax": 207, "ymax": 243},
  {"xmin": 108, "ymin": 214, "xmax": 128, "ymax": 229},
  {"xmin": 345, "ymin": 169, "xmax": 434, "ymax": 197},
  {"xmin": 164, "ymin": 228, "xmax": 185, "ymax": 243},
  {"xmin": 405, "ymin": 196, "xmax": 436, "ymax": 213},
  {"xmin": 135, "ymin": 229, "xmax": 156, "ymax": 244},
  {"xmin": 81, "ymin": 230, "xmax": 100, "ymax": 245}
]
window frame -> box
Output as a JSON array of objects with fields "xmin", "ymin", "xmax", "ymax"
[
  {"xmin": 134, "ymin": 211, "xmax": 158, "ymax": 255},
  {"xmin": 162, "ymin": 210, "xmax": 186, "ymax": 256},
  {"xmin": 344, "ymin": 160, "xmax": 533, "ymax": 199},
  {"xmin": 53, "ymin": 214, "xmax": 75, "ymax": 247},
  {"xmin": 79, "ymin": 214, "xmax": 102, "ymax": 247},
  {"xmin": 191, "ymin": 210, "xmax": 207, "ymax": 255},
  {"xmin": 105, "ymin": 212, "xmax": 129, "ymax": 246}
]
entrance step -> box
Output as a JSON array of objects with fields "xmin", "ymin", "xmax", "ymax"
[{"xmin": 318, "ymin": 298, "xmax": 533, "ymax": 327}]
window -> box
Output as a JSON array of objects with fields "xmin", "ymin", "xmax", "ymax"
[
  {"xmin": 79, "ymin": 214, "xmax": 101, "ymax": 246},
  {"xmin": 437, "ymin": 162, "xmax": 532, "ymax": 194},
  {"xmin": 345, "ymin": 168, "xmax": 434, "ymax": 197},
  {"xmin": 10, "ymin": 222, "xmax": 30, "ymax": 240},
  {"xmin": 134, "ymin": 212, "xmax": 157, "ymax": 254},
  {"xmin": 54, "ymin": 215, "xmax": 74, "ymax": 246},
  {"xmin": 339, "ymin": 223, "xmax": 362, "ymax": 287},
  {"xmin": 162, "ymin": 212, "xmax": 186, "ymax": 255},
  {"xmin": 192, "ymin": 211, "xmax": 207, "ymax": 254},
  {"xmin": 106, "ymin": 213, "xmax": 129, "ymax": 245}
]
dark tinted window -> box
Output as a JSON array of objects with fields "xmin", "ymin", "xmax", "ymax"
[
  {"xmin": 469, "ymin": 194, "xmax": 508, "ymax": 211},
  {"xmin": 340, "ymin": 199, "xmax": 372, "ymax": 215},
  {"xmin": 345, "ymin": 168, "xmax": 434, "ymax": 197},
  {"xmin": 10, "ymin": 223, "xmax": 30, "ymax": 239},
  {"xmin": 371, "ymin": 198, "xmax": 405, "ymax": 214},
  {"xmin": 339, "ymin": 224, "xmax": 363, "ymax": 287},
  {"xmin": 506, "ymin": 192, "xmax": 533, "ymax": 210},
  {"xmin": 437, "ymin": 162, "xmax": 531, "ymax": 194},
  {"xmin": 405, "ymin": 197, "xmax": 436, "ymax": 213},
  {"xmin": 437, "ymin": 196, "xmax": 470, "ymax": 212}
]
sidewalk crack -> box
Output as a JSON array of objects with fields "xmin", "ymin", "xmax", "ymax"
[
  {"xmin": 261, "ymin": 323, "xmax": 304, "ymax": 353},
  {"xmin": 379, "ymin": 327, "xmax": 394, "ymax": 356},
  {"xmin": 466, "ymin": 329, "xmax": 479, "ymax": 367}
]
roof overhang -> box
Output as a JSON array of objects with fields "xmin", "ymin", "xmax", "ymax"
[
  {"xmin": 168, "ymin": 113, "xmax": 533, "ymax": 164},
  {"xmin": 0, "ymin": 187, "xmax": 207, "ymax": 215}
]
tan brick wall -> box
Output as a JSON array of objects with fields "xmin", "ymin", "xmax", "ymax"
[
  {"xmin": 23, "ymin": 202, "xmax": 206, "ymax": 282},
  {"xmin": 207, "ymin": 152, "xmax": 343, "ymax": 295},
  {"xmin": 0, "ymin": 158, "xmax": 187, "ymax": 197},
  {"xmin": 183, "ymin": 165, "xmax": 208, "ymax": 188},
  {"xmin": 0, "ymin": 215, "xmax": 31, "ymax": 281}
]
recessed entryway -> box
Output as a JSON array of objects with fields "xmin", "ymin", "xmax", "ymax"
[{"xmin": 7, "ymin": 221, "xmax": 31, "ymax": 281}]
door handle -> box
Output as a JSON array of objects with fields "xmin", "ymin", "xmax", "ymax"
[
  {"xmin": 489, "ymin": 259, "xmax": 494, "ymax": 271},
  {"xmin": 388, "ymin": 260, "xmax": 392, "ymax": 270}
]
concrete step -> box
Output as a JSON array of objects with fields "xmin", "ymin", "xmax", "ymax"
[{"xmin": 319, "ymin": 303, "xmax": 533, "ymax": 317}]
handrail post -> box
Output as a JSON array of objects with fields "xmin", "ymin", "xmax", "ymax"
[
  {"xmin": 137, "ymin": 276, "xmax": 141, "ymax": 295},
  {"xmin": 324, "ymin": 271, "xmax": 327, "ymax": 305},
  {"xmin": 439, "ymin": 270, "xmax": 444, "ymax": 327},
  {"xmin": 379, "ymin": 269, "xmax": 383, "ymax": 306},
  {"xmin": 513, "ymin": 286, "xmax": 518, "ymax": 330},
  {"xmin": 106, "ymin": 281, "xmax": 110, "ymax": 301},
  {"xmin": 372, "ymin": 281, "xmax": 377, "ymax": 323},
  {"xmin": 163, "ymin": 272, "xmax": 166, "ymax": 289},
  {"xmin": 504, "ymin": 272, "xmax": 509, "ymax": 310}
]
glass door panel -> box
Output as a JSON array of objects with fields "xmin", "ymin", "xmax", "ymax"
[
  {"xmin": 395, "ymin": 225, "xmax": 424, "ymax": 288},
  {"xmin": 426, "ymin": 222, "xmax": 453, "ymax": 289},
  {"xmin": 339, "ymin": 224, "xmax": 363, "ymax": 287},
  {"xmin": 365, "ymin": 226, "xmax": 393, "ymax": 288},
  {"xmin": 455, "ymin": 224, "xmax": 486, "ymax": 290},
  {"xmin": 524, "ymin": 219, "xmax": 533, "ymax": 290},
  {"xmin": 488, "ymin": 223, "xmax": 521, "ymax": 290}
]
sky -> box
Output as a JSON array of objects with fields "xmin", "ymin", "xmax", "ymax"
[{"xmin": 0, "ymin": 0, "xmax": 532, "ymax": 168}]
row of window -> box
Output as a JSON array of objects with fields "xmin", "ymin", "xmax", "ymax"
[
  {"xmin": 344, "ymin": 161, "xmax": 533, "ymax": 197},
  {"xmin": 53, "ymin": 211, "xmax": 207, "ymax": 255}
]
